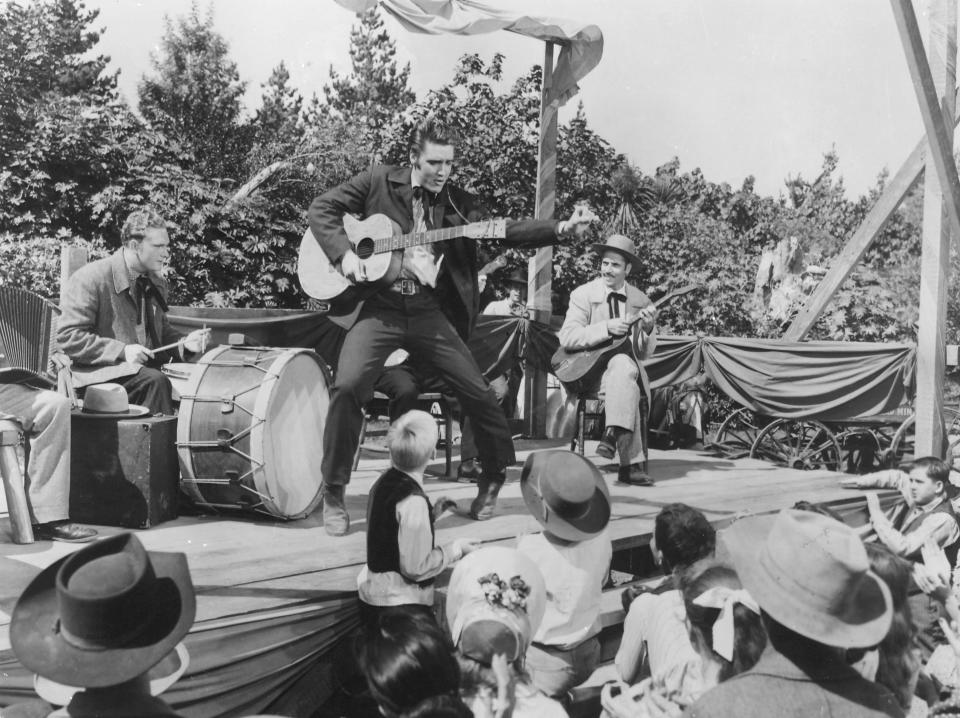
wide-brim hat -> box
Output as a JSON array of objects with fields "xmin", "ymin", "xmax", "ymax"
[
  {"xmin": 589, "ymin": 234, "xmax": 642, "ymax": 272},
  {"xmin": 521, "ymin": 449, "xmax": 611, "ymax": 542},
  {"xmin": 74, "ymin": 383, "xmax": 149, "ymax": 419},
  {"xmin": 446, "ymin": 547, "xmax": 546, "ymax": 665},
  {"xmin": 34, "ymin": 642, "xmax": 189, "ymax": 705},
  {"xmin": 11, "ymin": 533, "xmax": 195, "ymax": 688},
  {"xmin": 504, "ymin": 270, "xmax": 527, "ymax": 286},
  {"xmin": 721, "ymin": 509, "xmax": 892, "ymax": 648}
]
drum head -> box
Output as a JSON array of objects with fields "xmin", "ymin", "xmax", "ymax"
[{"xmin": 256, "ymin": 351, "xmax": 329, "ymax": 518}]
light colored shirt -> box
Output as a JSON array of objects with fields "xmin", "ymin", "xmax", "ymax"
[
  {"xmin": 483, "ymin": 298, "xmax": 516, "ymax": 316},
  {"xmin": 517, "ymin": 529, "xmax": 612, "ymax": 648},
  {"xmin": 616, "ymin": 588, "xmax": 703, "ymax": 695},
  {"xmin": 357, "ymin": 472, "xmax": 468, "ymax": 607},
  {"xmin": 398, "ymin": 182, "xmax": 442, "ymax": 287}
]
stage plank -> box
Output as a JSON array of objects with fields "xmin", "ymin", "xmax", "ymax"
[{"xmin": 0, "ymin": 441, "xmax": 883, "ymax": 650}]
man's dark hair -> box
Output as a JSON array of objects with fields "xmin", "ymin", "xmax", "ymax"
[
  {"xmin": 903, "ymin": 456, "xmax": 952, "ymax": 487},
  {"xmin": 654, "ymin": 503, "xmax": 716, "ymax": 573},
  {"xmin": 409, "ymin": 116, "xmax": 460, "ymax": 156}
]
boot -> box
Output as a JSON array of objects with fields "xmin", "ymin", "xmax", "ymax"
[
  {"xmin": 322, "ymin": 483, "xmax": 350, "ymax": 536},
  {"xmin": 618, "ymin": 463, "xmax": 654, "ymax": 486},
  {"xmin": 469, "ymin": 472, "xmax": 505, "ymax": 521},
  {"xmin": 596, "ymin": 426, "xmax": 618, "ymax": 460},
  {"xmin": 457, "ymin": 458, "xmax": 481, "ymax": 483}
]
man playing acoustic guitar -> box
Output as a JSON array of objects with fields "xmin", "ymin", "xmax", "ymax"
[
  {"xmin": 305, "ymin": 116, "xmax": 595, "ymax": 535},
  {"xmin": 558, "ymin": 235, "xmax": 658, "ymax": 485}
]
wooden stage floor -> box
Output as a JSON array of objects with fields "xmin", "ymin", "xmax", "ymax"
[{"xmin": 0, "ymin": 439, "xmax": 874, "ymax": 651}]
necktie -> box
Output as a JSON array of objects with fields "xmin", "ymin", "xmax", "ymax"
[
  {"xmin": 607, "ymin": 292, "xmax": 626, "ymax": 319},
  {"xmin": 412, "ymin": 186, "xmax": 436, "ymax": 230},
  {"xmin": 135, "ymin": 275, "xmax": 168, "ymax": 349}
]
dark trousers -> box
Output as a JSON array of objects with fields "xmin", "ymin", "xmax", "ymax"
[
  {"xmin": 322, "ymin": 290, "xmax": 514, "ymax": 486},
  {"xmin": 112, "ymin": 366, "xmax": 174, "ymax": 415}
]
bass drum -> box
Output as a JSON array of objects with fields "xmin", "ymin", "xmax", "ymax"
[{"xmin": 177, "ymin": 346, "xmax": 330, "ymax": 519}]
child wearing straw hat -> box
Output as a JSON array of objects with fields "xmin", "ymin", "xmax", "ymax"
[{"xmin": 516, "ymin": 449, "xmax": 613, "ymax": 698}]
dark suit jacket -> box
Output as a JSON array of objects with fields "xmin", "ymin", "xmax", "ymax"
[{"xmin": 307, "ymin": 164, "xmax": 561, "ymax": 339}]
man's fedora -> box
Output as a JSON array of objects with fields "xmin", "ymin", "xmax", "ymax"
[
  {"xmin": 521, "ymin": 449, "xmax": 611, "ymax": 542},
  {"xmin": 721, "ymin": 509, "xmax": 892, "ymax": 649},
  {"xmin": 590, "ymin": 234, "xmax": 642, "ymax": 272},
  {"xmin": 75, "ymin": 383, "xmax": 149, "ymax": 419},
  {"xmin": 11, "ymin": 533, "xmax": 195, "ymax": 688}
]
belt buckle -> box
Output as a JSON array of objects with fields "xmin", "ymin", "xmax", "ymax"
[{"xmin": 399, "ymin": 279, "xmax": 417, "ymax": 296}]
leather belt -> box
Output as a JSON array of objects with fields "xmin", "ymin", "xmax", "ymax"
[{"xmin": 389, "ymin": 278, "xmax": 424, "ymax": 295}]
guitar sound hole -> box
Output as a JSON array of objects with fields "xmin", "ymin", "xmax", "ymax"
[{"xmin": 355, "ymin": 237, "xmax": 375, "ymax": 259}]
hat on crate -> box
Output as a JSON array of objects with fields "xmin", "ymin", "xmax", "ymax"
[
  {"xmin": 11, "ymin": 533, "xmax": 196, "ymax": 688},
  {"xmin": 521, "ymin": 449, "xmax": 611, "ymax": 542},
  {"xmin": 76, "ymin": 383, "xmax": 149, "ymax": 419}
]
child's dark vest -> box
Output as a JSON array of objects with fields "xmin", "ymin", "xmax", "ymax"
[
  {"xmin": 890, "ymin": 497, "xmax": 960, "ymax": 564},
  {"xmin": 366, "ymin": 469, "xmax": 436, "ymax": 585}
]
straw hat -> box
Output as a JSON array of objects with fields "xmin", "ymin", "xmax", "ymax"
[
  {"xmin": 76, "ymin": 383, "xmax": 149, "ymax": 419},
  {"xmin": 521, "ymin": 450, "xmax": 611, "ymax": 542},
  {"xmin": 589, "ymin": 235, "xmax": 642, "ymax": 272},
  {"xmin": 721, "ymin": 509, "xmax": 892, "ymax": 648},
  {"xmin": 11, "ymin": 533, "xmax": 195, "ymax": 688},
  {"xmin": 446, "ymin": 547, "xmax": 546, "ymax": 665}
]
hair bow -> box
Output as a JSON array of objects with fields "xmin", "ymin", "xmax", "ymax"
[{"xmin": 692, "ymin": 586, "xmax": 760, "ymax": 662}]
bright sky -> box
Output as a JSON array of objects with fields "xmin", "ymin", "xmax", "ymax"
[{"xmin": 86, "ymin": 0, "xmax": 937, "ymax": 199}]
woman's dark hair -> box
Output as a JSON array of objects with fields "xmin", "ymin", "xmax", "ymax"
[
  {"xmin": 865, "ymin": 543, "xmax": 919, "ymax": 711},
  {"xmin": 356, "ymin": 608, "xmax": 467, "ymax": 718},
  {"xmin": 681, "ymin": 563, "xmax": 766, "ymax": 683},
  {"xmin": 654, "ymin": 503, "xmax": 716, "ymax": 573}
]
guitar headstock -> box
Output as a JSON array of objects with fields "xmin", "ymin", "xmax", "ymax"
[{"xmin": 464, "ymin": 218, "xmax": 507, "ymax": 240}]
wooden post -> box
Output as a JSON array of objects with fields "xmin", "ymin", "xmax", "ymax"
[
  {"xmin": 915, "ymin": 0, "xmax": 956, "ymax": 458},
  {"xmin": 59, "ymin": 244, "xmax": 88, "ymax": 300},
  {"xmin": 524, "ymin": 42, "xmax": 559, "ymax": 438},
  {"xmin": 891, "ymin": 0, "xmax": 960, "ymax": 241}
]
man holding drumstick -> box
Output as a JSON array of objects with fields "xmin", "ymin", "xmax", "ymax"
[{"xmin": 58, "ymin": 208, "xmax": 209, "ymax": 415}]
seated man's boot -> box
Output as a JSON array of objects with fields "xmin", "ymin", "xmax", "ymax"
[
  {"xmin": 469, "ymin": 472, "xmax": 505, "ymax": 521},
  {"xmin": 596, "ymin": 426, "xmax": 618, "ymax": 460},
  {"xmin": 457, "ymin": 458, "xmax": 481, "ymax": 483},
  {"xmin": 618, "ymin": 463, "xmax": 654, "ymax": 486},
  {"xmin": 32, "ymin": 521, "xmax": 97, "ymax": 543},
  {"xmin": 322, "ymin": 483, "xmax": 350, "ymax": 536}
]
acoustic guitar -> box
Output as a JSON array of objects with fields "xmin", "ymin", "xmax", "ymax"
[
  {"xmin": 298, "ymin": 213, "xmax": 506, "ymax": 301},
  {"xmin": 551, "ymin": 284, "xmax": 697, "ymax": 390}
]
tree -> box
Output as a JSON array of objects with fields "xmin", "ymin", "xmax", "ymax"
[
  {"xmin": 322, "ymin": 7, "xmax": 415, "ymax": 153},
  {"xmin": 138, "ymin": 1, "xmax": 247, "ymax": 178},
  {"xmin": 251, "ymin": 61, "xmax": 303, "ymax": 154}
]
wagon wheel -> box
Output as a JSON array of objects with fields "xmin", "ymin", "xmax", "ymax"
[
  {"xmin": 710, "ymin": 408, "xmax": 765, "ymax": 460},
  {"xmin": 838, "ymin": 428, "xmax": 884, "ymax": 475},
  {"xmin": 885, "ymin": 415, "xmax": 915, "ymax": 468},
  {"xmin": 884, "ymin": 409, "xmax": 960, "ymax": 468},
  {"xmin": 750, "ymin": 418, "xmax": 843, "ymax": 471}
]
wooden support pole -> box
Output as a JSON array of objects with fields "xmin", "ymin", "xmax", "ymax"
[
  {"xmin": 915, "ymin": 0, "xmax": 956, "ymax": 459},
  {"xmin": 891, "ymin": 0, "xmax": 960, "ymax": 241},
  {"xmin": 59, "ymin": 244, "xmax": 88, "ymax": 301},
  {"xmin": 784, "ymin": 100, "xmax": 960, "ymax": 341},
  {"xmin": 524, "ymin": 42, "xmax": 559, "ymax": 438}
]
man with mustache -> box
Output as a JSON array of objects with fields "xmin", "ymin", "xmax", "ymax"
[{"xmin": 558, "ymin": 235, "xmax": 657, "ymax": 485}]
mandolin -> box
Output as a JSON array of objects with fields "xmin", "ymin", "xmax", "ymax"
[
  {"xmin": 551, "ymin": 284, "xmax": 696, "ymax": 390},
  {"xmin": 297, "ymin": 213, "xmax": 506, "ymax": 301}
]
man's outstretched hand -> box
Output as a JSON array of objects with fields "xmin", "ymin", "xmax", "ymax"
[{"xmin": 559, "ymin": 204, "xmax": 599, "ymax": 238}]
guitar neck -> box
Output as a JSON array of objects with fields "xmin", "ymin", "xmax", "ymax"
[{"xmin": 372, "ymin": 219, "xmax": 505, "ymax": 254}]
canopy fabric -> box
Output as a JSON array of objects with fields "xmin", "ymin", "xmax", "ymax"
[
  {"xmin": 0, "ymin": 595, "xmax": 361, "ymax": 716},
  {"xmin": 646, "ymin": 336, "xmax": 917, "ymax": 420},
  {"xmin": 332, "ymin": 0, "xmax": 603, "ymax": 106}
]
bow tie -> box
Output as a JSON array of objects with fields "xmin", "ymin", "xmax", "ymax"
[
  {"xmin": 607, "ymin": 291, "xmax": 625, "ymax": 319},
  {"xmin": 135, "ymin": 275, "xmax": 169, "ymax": 312},
  {"xmin": 608, "ymin": 292, "xmax": 626, "ymax": 303}
]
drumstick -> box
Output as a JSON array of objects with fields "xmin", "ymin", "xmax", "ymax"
[{"xmin": 153, "ymin": 324, "xmax": 211, "ymax": 355}]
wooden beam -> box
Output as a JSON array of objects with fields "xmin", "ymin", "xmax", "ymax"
[
  {"xmin": 890, "ymin": 0, "xmax": 960, "ymax": 240},
  {"xmin": 915, "ymin": 0, "xmax": 956, "ymax": 458},
  {"xmin": 524, "ymin": 42, "xmax": 559, "ymax": 438}
]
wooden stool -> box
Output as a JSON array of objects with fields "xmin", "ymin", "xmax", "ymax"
[
  {"xmin": 355, "ymin": 392, "xmax": 454, "ymax": 476},
  {"xmin": 571, "ymin": 392, "xmax": 605, "ymax": 456},
  {"xmin": 0, "ymin": 419, "xmax": 34, "ymax": 544}
]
